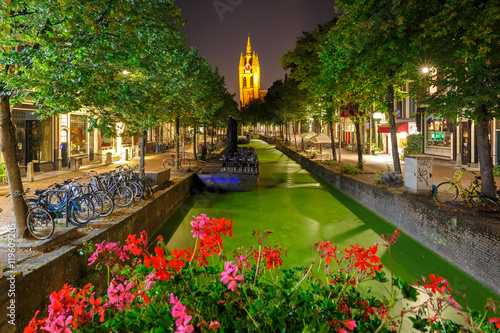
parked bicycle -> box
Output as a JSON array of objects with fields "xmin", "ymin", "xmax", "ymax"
[
  {"xmin": 433, "ymin": 168, "xmax": 499, "ymax": 213},
  {"xmin": 7, "ymin": 189, "xmax": 55, "ymax": 240},
  {"xmin": 163, "ymin": 154, "xmax": 191, "ymax": 171},
  {"xmin": 29, "ymin": 183, "xmax": 96, "ymax": 226}
]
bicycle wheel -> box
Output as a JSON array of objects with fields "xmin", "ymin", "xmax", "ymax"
[
  {"xmin": 95, "ymin": 190, "xmax": 114, "ymax": 217},
  {"xmin": 180, "ymin": 158, "xmax": 191, "ymax": 170},
  {"xmin": 138, "ymin": 178, "xmax": 154, "ymax": 199},
  {"xmin": 88, "ymin": 193, "xmax": 104, "ymax": 219},
  {"xmin": 126, "ymin": 181, "xmax": 143, "ymax": 199},
  {"xmin": 469, "ymin": 196, "xmax": 500, "ymax": 213},
  {"xmin": 112, "ymin": 185, "xmax": 134, "ymax": 207},
  {"xmin": 434, "ymin": 182, "xmax": 458, "ymax": 204},
  {"xmin": 163, "ymin": 158, "xmax": 175, "ymax": 169},
  {"xmin": 69, "ymin": 196, "xmax": 95, "ymax": 226},
  {"xmin": 26, "ymin": 207, "xmax": 55, "ymax": 240}
]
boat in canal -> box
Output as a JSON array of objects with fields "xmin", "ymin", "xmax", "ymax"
[{"xmin": 197, "ymin": 147, "xmax": 259, "ymax": 192}]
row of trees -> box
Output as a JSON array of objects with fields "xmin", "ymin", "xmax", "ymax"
[
  {"xmin": 243, "ymin": 0, "xmax": 500, "ymax": 197},
  {"xmin": 1, "ymin": 0, "xmax": 238, "ymax": 238}
]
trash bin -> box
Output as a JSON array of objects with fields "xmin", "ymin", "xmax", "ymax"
[{"xmin": 404, "ymin": 155, "xmax": 433, "ymax": 194}]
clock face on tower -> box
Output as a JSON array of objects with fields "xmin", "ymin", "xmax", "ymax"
[{"xmin": 244, "ymin": 63, "xmax": 252, "ymax": 72}]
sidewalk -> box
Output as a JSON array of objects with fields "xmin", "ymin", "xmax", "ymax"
[
  {"xmin": 293, "ymin": 143, "xmax": 498, "ymax": 190},
  {"xmin": 0, "ymin": 149, "xmax": 195, "ymax": 235}
]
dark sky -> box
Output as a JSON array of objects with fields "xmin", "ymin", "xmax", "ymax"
[{"xmin": 176, "ymin": 0, "xmax": 337, "ymax": 104}]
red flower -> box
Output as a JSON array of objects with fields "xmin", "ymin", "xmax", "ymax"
[
  {"xmin": 489, "ymin": 317, "xmax": 500, "ymax": 329},
  {"xmin": 423, "ymin": 274, "xmax": 452, "ymax": 294}
]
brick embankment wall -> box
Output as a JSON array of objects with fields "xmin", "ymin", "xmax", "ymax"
[
  {"xmin": 0, "ymin": 174, "xmax": 194, "ymax": 333},
  {"xmin": 276, "ymin": 140, "xmax": 500, "ymax": 297}
]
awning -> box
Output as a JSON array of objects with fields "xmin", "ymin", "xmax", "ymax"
[
  {"xmin": 397, "ymin": 122, "xmax": 409, "ymax": 133},
  {"xmin": 377, "ymin": 123, "xmax": 390, "ymax": 133},
  {"xmin": 377, "ymin": 122, "xmax": 409, "ymax": 134}
]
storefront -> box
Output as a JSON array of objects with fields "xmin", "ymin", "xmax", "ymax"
[
  {"xmin": 424, "ymin": 116, "xmax": 452, "ymax": 158},
  {"xmin": 10, "ymin": 104, "xmax": 54, "ymax": 172}
]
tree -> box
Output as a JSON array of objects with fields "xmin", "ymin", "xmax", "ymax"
[
  {"xmin": 1, "ymin": 0, "xmax": 186, "ymax": 237},
  {"xmin": 281, "ymin": 20, "xmax": 339, "ymax": 160},
  {"xmin": 410, "ymin": 0, "xmax": 500, "ymax": 196},
  {"xmin": 320, "ymin": 0, "xmax": 443, "ymax": 174}
]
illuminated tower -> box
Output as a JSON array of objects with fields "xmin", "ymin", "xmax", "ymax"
[{"xmin": 239, "ymin": 35, "xmax": 264, "ymax": 109}]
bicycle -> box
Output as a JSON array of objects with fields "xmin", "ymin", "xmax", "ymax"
[
  {"xmin": 7, "ymin": 189, "xmax": 55, "ymax": 240},
  {"xmin": 30, "ymin": 185, "xmax": 96, "ymax": 226},
  {"xmin": 434, "ymin": 168, "xmax": 499, "ymax": 213},
  {"xmin": 163, "ymin": 154, "xmax": 191, "ymax": 171}
]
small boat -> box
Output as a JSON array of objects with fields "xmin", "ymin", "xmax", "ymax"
[{"xmin": 197, "ymin": 148, "xmax": 259, "ymax": 192}]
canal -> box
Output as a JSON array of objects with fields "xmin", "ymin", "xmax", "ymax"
[{"xmin": 156, "ymin": 139, "xmax": 496, "ymax": 310}]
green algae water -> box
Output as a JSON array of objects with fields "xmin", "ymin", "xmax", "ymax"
[{"xmin": 156, "ymin": 140, "xmax": 497, "ymax": 310}]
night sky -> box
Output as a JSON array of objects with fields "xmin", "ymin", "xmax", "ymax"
[{"xmin": 176, "ymin": 0, "xmax": 337, "ymax": 104}]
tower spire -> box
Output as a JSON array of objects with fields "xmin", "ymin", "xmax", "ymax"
[{"xmin": 246, "ymin": 34, "xmax": 252, "ymax": 54}]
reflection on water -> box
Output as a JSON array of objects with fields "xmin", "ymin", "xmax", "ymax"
[{"xmin": 155, "ymin": 140, "xmax": 497, "ymax": 310}]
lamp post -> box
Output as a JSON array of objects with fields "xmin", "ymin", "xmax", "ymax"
[{"xmin": 373, "ymin": 112, "xmax": 383, "ymax": 149}]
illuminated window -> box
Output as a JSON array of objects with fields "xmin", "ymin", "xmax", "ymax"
[
  {"xmin": 61, "ymin": 129, "xmax": 67, "ymax": 143},
  {"xmin": 61, "ymin": 114, "xmax": 68, "ymax": 127}
]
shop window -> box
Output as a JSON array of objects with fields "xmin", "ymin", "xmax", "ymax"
[
  {"xmin": 426, "ymin": 117, "xmax": 450, "ymax": 147},
  {"xmin": 70, "ymin": 115, "xmax": 87, "ymax": 155}
]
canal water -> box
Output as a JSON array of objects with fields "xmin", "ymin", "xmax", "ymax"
[{"xmin": 156, "ymin": 139, "xmax": 496, "ymax": 310}]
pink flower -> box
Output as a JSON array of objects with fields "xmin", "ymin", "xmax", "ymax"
[
  {"xmin": 54, "ymin": 315, "xmax": 73, "ymax": 333},
  {"xmin": 190, "ymin": 214, "xmax": 208, "ymax": 239},
  {"xmin": 209, "ymin": 321, "xmax": 221, "ymax": 330},
  {"xmin": 170, "ymin": 293, "xmax": 193, "ymax": 327},
  {"xmin": 220, "ymin": 261, "xmax": 244, "ymax": 292}
]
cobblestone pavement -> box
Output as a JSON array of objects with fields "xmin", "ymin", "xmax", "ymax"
[{"xmin": 1, "ymin": 140, "xmax": 499, "ymax": 268}]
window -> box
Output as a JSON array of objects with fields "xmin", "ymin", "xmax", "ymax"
[
  {"xmin": 70, "ymin": 115, "xmax": 87, "ymax": 155},
  {"xmin": 61, "ymin": 114, "xmax": 68, "ymax": 127},
  {"xmin": 250, "ymin": 76, "xmax": 254, "ymax": 88},
  {"xmin": 243, "ymin": 77, "xmax": 247, "ymax": 88},
  {"xmin": 426, "ymin": 116, "xmax": 450, "ymax": 147},
  {"xmin": 61, "ymin": 129, "xmax": 68, "ymax": 143}
]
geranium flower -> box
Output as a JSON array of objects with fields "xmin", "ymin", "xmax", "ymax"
[
  {"xmin": 220, "ymin": 261, "xmax": 244, "ymax": 292},
  {"xmin": 489, "ymin": 317, "xmax": 500, "ymax": 329}
]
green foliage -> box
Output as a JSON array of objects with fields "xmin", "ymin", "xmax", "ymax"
[
  {"xmin": 322, "ymin": 159, "xmax": 337, "ymax": 165},
  {"xmin": 493, "ymin": 164, "xmax": 500, "ymax": 177},
  {"xmin": 340, "ymin": 163, "xmax": 363, "ymax": 174},
  {"xmin": 405, "ymin": 134, "xmax": 423, "ymax": 155},
  {"xmin": 371, "ymin": 142, "xmax": 383, "ymax": 153}
]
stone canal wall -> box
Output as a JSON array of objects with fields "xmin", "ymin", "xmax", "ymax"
[
  {"xmin": 276, "ymin": 140, "xmax": 500, "ymax": 297},
  {"xmin": 0, "ymin": 174, "xmax": 195, "ymax": 333}
]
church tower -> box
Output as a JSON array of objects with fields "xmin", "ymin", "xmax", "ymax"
[{"xmin": 239, "ymin": 35, "xmax": 265, "ymax": 109}]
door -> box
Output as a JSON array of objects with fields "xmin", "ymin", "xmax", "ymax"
[
  {"xmin": 461, "ymin": 122, "xmax": 469, "ymax": 165},
  {"xmin": 61, "ymin": 129, "xmax": 68, "ymax": 167}
]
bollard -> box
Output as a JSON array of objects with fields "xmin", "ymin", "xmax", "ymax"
[
  {"xmin": 27, "ymin": 162, "xmax": 35, "ymax": 182},
  {"xmin": 105, "ymin": 152, "xmax": 112, "ymax": 165},
  {"xmin": 124, "ymin": 149, "xmax": 129, "ymax": 161}
]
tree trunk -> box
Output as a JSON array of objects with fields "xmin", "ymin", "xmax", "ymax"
[
  {"xmin": 329, "ymin": 119, "xmax": 337, "ymax": 162},
  {"xmin": 1, "ymin": 97, "xmax": 28, "ymax": 238},
  {"xmin": 193, "ymin": 126, "xmax": 197, "ymax": 161},
  {"xmin": 204, "ymin": 125, "xmax": 207, "ymax": 147},
  {"xmin": 226, "ymin": 116, "xmax": 238, "ymax": 157},
  {"xmin": 175, "ymin": 117, "xmax": 180, "ymax": 169},
  {"xmin": 355, "ymin": 122, "xmax": 363, "ymax": 170},
  {"xmin": 476, "ymin": 107, "xmax": 496, "ymax": 196},
  {"xmin": 387, "ymin": 84, "xmax": 402, "ymax": 173},
  {"xmin": 139, "ymin": 130, "xmax": 147, "ymax": 175}
]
